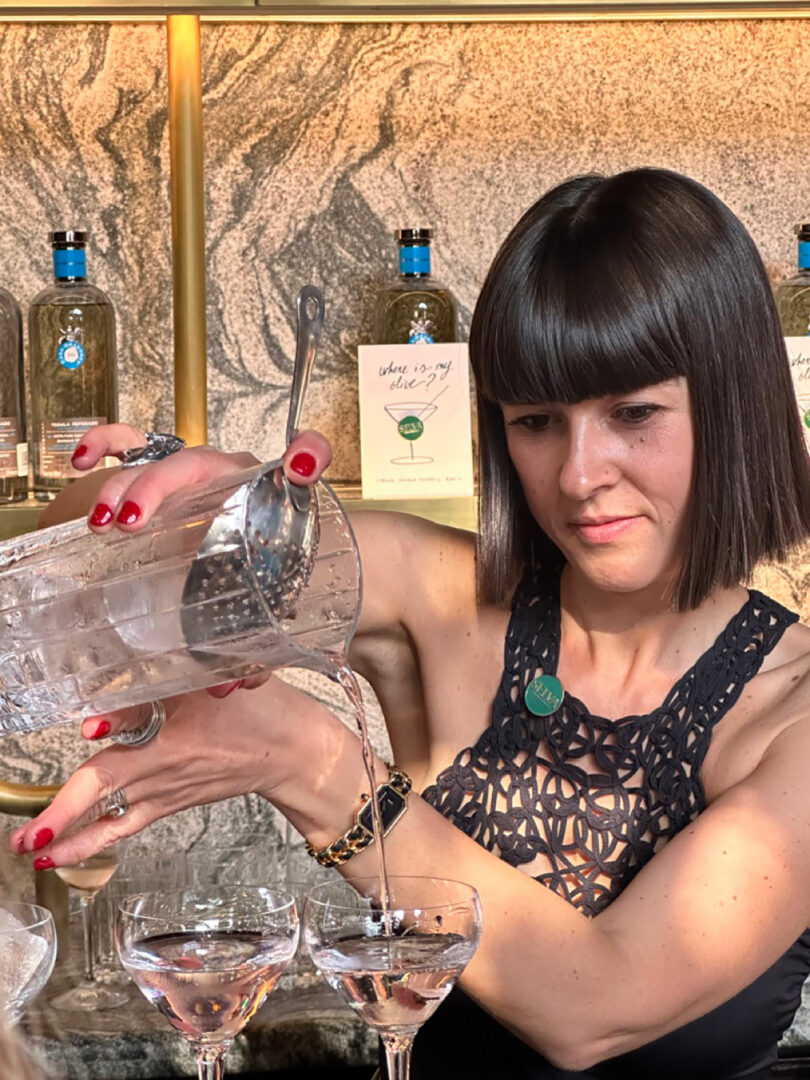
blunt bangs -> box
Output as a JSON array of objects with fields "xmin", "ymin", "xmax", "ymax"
[{"xmin": 473, "ymin": 178, "xmax": 693, "ymax": 408}]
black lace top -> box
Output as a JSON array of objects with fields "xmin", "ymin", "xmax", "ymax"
[{"xmin": 412, "ymin": 567, "xmax": 810, "ymax": 1080}]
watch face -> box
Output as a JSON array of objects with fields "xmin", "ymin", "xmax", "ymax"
[{"xmin": 358, "ymin": 785, "xmax": 406, "ymax": 834}]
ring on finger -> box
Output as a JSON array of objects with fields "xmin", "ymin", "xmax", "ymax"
[
  {"xmin": 112, "ymin": 701, "xmax": 165, "ymax": 748},
  {"xmin": 121, "ymin": 432, "xmax": 186, "ymax": 468},
  {"xmin": 105, "ymin": 788, "xmax": 129, "ymax": 819}
]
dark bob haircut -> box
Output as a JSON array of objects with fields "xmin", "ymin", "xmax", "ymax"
[{"xmin": 470, "ymin": 167, "xmax": 810, "ymax": 610}]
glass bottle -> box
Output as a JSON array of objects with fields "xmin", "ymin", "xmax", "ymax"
[
  {"xmin": 29, "ymin": 230, "xmax": 118, "ymax": 500},
  {"xmin": 375, "ymin": 228, "xmax": 457, "ymax": 345},
  {"xmin": 775, "ymin": 223, "xmax": 810, "ymax": 335},
  {"xmin": 0, "ymin": 286, "xmax": 28, "ymax": 502}
]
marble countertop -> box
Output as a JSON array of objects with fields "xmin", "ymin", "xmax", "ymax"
[{"xmin": 22, "ymin": 959, "xmax": 377, "ymax": 1079}]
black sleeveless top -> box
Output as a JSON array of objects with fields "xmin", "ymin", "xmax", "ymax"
[{"xmin": 413, "ymin": 568, "xmax": 810, "ymax": 1079}]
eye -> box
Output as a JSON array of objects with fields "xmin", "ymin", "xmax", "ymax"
[
  {"xmin": 505, "ymin": 412, "xmax": 554, "ymax": 432},
  {"xmin": 613, "ymin": 403, "xmax": 661, "ymax": 424}
]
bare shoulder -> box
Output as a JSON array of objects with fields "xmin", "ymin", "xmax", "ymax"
[{"xmin": 705, "ymin": 618, "xmax": 810, "ymax": 799}]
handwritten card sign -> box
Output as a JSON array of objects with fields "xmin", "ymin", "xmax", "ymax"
[
  {"xmin": 785, "ymin": 337, "xmax": 810, "ymax": 453},
  {"xmin": 357, "ymin": 342, "xmax": 474, "ymax": 499}
]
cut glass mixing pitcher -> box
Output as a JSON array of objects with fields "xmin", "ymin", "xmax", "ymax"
[{"xmin": 0, "ymin": 462, "xmax": 361, "ymax": 737}]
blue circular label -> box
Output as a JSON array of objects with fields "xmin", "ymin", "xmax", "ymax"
[
  {"xmin": 525, "ymin": 674, "xmax": 564, "ymax": 717},
  {"xmin": 58, "ymin": 339, "xmax": 86, "ymax": 370}
]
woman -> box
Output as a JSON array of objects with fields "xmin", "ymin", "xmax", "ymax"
[{"xmin": 12, "ymin": 168, "xmax": 810, "ymax": 1079}]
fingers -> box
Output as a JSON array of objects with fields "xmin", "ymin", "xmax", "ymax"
[
  {"xmin": 9, "ymin": 741, "xmax": 172, "ymax": 867},
  {"xmin": 70, "ymin": 422, "xmax": 149, "ymax": 470},
  {"xmin": 79, "ymin": 702, "xmax": 152, "ymax": 743},
  {"xmin": 87, "ymin": 445, "xmax": 260, "ymax": 534},
  {"xmin": 10, "ymin": 749, "xmax": 131, "ymax": 859},
  {"xmin": 206, "ymin": 680, "xmax": 244, "ymax": 699},
  {"xmin": 283, "ymin": 430, "xmax": 332, "ymax": 486},
  {"xmin": 206, "ymin": 670, "xmax": 269, "ymax": 698}
]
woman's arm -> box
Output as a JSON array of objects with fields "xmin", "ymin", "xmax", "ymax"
[{"xmin": 14, "ymin": 667, "xmax": 810, "ymax": 1070}]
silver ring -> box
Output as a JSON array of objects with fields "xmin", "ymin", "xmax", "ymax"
[
  {"xmin": 121, "ymin": 432, "xmax": 186, "ymax": 468},
  {"xmin": 112, "ymin": 701, "xmax": 166, "ymax": 748},
  {"xmin": 105, "ymin": 788, "xmax": 128, "ymax": 819}
]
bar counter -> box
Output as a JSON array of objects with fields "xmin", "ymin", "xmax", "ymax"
[{"xmin": 23, "ymin": 963, "xmax": 377, "ymax": 1078}]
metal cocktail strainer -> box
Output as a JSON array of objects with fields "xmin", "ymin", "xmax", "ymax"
[{"xmin": 180, "ymin": 286, "xmax": 326, "ymax": 650}]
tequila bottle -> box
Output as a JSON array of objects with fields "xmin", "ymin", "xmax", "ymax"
[
  {"xmin": 0, "ymin": 286, "xmax": 28, "ymax": 502},
  {"xmin": 29, "ymin": 230, "xmax": 118, "ymax": 500},
  {"xmin": 775, "ymin": 223, "xmax": 810, "ymax": 335},
  {"xmin": 375, "ymin": 228, "xmax": 457, "ymax": 345}
]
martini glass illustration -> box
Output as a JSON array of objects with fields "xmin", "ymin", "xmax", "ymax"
[
  {"xmin": 384, "ymin": 402, "xmax": 437, "ymax": 465},
  {"xmin": 384, "ymin": 383, "xmax": 449, "ymax": 466}
]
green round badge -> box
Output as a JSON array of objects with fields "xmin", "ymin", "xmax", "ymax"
[
  {"xmin": 525, "ymin": 674, "xmax": 564, "ymax": 717},
  {"xmin": 397, "ymin": 415, "xmax": 424, "ymax": 441},
  {"xmin": 803, "ymin": 407, "xmax": 810, "ymax": 431}
]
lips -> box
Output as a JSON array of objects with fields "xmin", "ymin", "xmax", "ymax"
[{"xmin": 570, "ymin": 516, "xmax": 639, "ymax": 543}]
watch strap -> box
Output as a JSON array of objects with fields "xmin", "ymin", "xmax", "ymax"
[{"xmin": 305, "ymin": 765, "xmax": 412, "ymax": 869}]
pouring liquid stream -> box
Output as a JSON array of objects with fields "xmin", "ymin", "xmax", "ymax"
[{"xmin": 332, "ymin": 659, "xmax": 393, "ymax": 929}]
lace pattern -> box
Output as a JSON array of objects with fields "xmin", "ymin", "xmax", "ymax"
[{"xmin": 422, "ymin": 571, "xmax": 797, "ymax": 916}]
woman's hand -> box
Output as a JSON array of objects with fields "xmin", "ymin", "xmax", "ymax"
[
  {"xmin": 8, "ymin": 676, "xmax": 334, "ymax": 868},
  {"xmin": 69, "ymin": 423, "xmax": 332, "ymax": 533}
]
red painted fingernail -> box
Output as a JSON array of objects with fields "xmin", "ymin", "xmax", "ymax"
[
  {"xmin": 16, "ymin": 835, "xmax": 26, "ymax": 854},
  {"xmin": 33, "ymin": 828, "xmax": 53, "ymax": 851},
  {"xmin": 116, "ymin": 500, "xmax": 142, "ymax": 526},
  {"xmin": 71, "ymin": 444, "xmax": 88, "ymax": 462},
  {"xmin": 34, "ymin": 857, "xmax": 55, "ymax": 871},
  {"xmin": 89, "ymin": 503, "xmax": 114, "ymax": 527},
  {"xmin": 223, "ymin": 680, "xmax": 244, "ymax": 697},
  {"xmin": 89, "ymin": 720, "xmax": 111, "ymax": 740},
  {"xmin": 289, "ymin": 452, "xmax": 316, "ymax": 478}
]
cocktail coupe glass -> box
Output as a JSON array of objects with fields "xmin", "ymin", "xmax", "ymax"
[
  {"xmin": 0, "ymin": 902, "xmax": 56, "ymax": 1022},
  {"xmin": 51, "ymin": 848, "xmax": 127, "ymax": 1010},
  {"xmin": 94, "ymin": 853, "xmax": 189, "ymax": 984},
  {"xmin": 384, "ymin": 402, "xmax": 438, "ymax": 464},
  {"xmin": 303, "ymin": 876, "xmax": 482, "ymax": 1080},
  {"xmin": 116, "ymin": 886, "xmax": 299, "ymax": 1080}
]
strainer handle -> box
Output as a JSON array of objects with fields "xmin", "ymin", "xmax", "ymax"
[{"xmin": 286, "ymin": 285, "xmax": 325, "ymax": 446}]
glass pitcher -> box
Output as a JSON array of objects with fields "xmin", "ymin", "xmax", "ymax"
[{"xmin": 0, "ymin": 461, "xmax": 361, "ymax": 737}]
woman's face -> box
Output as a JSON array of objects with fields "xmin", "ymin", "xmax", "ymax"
[{"xmin": 502, "ymin": 377, "xmax": 694, "ymax": 596}]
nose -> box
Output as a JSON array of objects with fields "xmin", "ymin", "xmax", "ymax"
[{"xmin": 558, "ymin": 417, "xmax": 620, "ymax": 501}]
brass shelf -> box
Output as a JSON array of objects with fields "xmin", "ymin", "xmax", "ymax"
[
  {"xmin": 0, "ymin": 501, "xmax": 44, "ymax": 541},
  {"xmin": 335, "ymin": 486, "xmax": 477, "ymax": 532},
  {"xmin": 1, "ymin": 0, "xmax": 809, "ymax": 19}
]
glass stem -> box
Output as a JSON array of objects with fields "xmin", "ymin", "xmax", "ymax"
[
  {"xmin": 382, "ymin": 1033, "xmax": 414, "ymax": 1080},
  {"xmin": 195, "ymin": 1044, "xmax": 227, "ymax": 1080},
  {"xmin": 80, "ymin": 897, "xmax": 95, "ymax": 984}
]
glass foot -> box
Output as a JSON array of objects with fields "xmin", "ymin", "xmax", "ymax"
[{"xmin": 51, "ymin": 983, "xmax": 128, "ymax": 1011}]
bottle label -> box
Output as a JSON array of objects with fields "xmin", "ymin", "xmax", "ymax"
[
  {"xmin": 799, "ymin": 241, "xmax": 810, "ymax": 271},
  {"xmin": 785, "ymin": 337, "xmax": 810, "ymax": 453},
  {"xmin": 58, "ymin": 338, "xmax": 86, "ymax": 370},
  {"xmin": 399, "ymin": 245, "xmax": 431, "ymax": 276},
  {"xmin": 0, "ymin": 418, "xmax": 21, "ymax": 478},
  {"xmin": 53, "ymin": 248, "xmax": 87, "ymax": 280},
  {"xmin": 39, "ymin": 417, "xmax": 106, "ymax": 479}
]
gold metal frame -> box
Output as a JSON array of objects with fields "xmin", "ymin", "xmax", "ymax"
[
  {"xmin": 168, "ymin": 14, "xmax": 208, "ymax": 447},
  {"xmin": 1, "ymin": 0, "xmax": 810, "ymax": 18}
]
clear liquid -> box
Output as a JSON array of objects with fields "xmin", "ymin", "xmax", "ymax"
[
  {"xmin": 313, "ymin": 932, "xmax": 474, "ymax": 1036},
  {"xmin": 55, "ymin": 858, "xmax": 117, "ymax": 897},
  {"xmin": 331, "ymin": 660, "xmax": 392, "ymax": 919},
  {"xmin": 121, "ymin": 930, "xmax": 294, "ymax": 1043}
]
